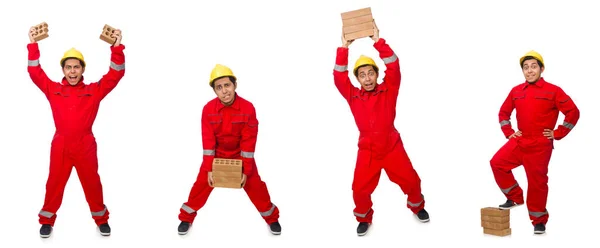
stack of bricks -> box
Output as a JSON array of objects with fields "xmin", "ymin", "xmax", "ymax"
[
  {"xmin": 341, "ymin": 7, "xmax": 375, "ymax": 41},
  {"xmin": 31, "ymin": 22, "xmax": 49, "ymax": 42},
  {"xmin": 211, "ymin": 158, "xmax": 243, "ymax": 189},
  {"xmin": 480, "ymin": 207, "xmax": 511, "ymax": 236},
  {"xmin": 99, "ymin": 24, "xmax": 118, "ymax": 44}
]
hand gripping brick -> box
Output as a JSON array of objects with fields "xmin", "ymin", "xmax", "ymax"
[
  {"xmin": 31, "ymin": 22, "xmax": 49, "ymax": 42},
  {"xmin": 99, "ymin": 24, "xmax": 118, "ymax": 44},
  {"xmin": 340, "ymin": 7, "xmax": 374, "ymax": 41},
  {"xmin": 212, "ymin": 158, "xmax": 243, "ymax": 189}
]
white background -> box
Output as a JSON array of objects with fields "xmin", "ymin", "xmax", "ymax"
[{"xmin": 0, "ymin": 0, "xmax": 598, "ymax": 247}]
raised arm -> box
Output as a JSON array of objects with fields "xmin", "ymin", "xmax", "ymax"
[
  {"xmin": 95, "ymin": 29, "xmax": 125, "ymax": 100},
  {"xmin": 240, "ymin": 104, "xmax": 259, "ymax": 177},
  {"xmin": 199, "ymin": 105, "xmax": 217, "ymax": 172},
  {"xmin": 498, "ymin": 90, "xmax": 516, "ymax": 138},
  {"xmin": 333, "ymin": 33, "xmax": 357, "ymax": 103},
  {"xmin": 372, "ymin": 21, "xmax": 400, "ymax": 91},
  {"xmin": 552, "ymin": 87, "xmax": 580, "ymax": 140},
  {"xmin": 27, "ymin": 27, "xmax": 54, "ymax": 97}
]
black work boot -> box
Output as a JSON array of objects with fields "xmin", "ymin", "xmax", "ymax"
[
  {"xmin": 98, "ymin": 223, "xmax": 111, "ymax": 236},
  {"xmin": 415, "ymin": 209, "xmax": 430, "ymax": 222},
  {"xmin": 498, "ymin": 199, "xmax": 522, "ymax": 210},
  {"xmin": 40, "ymin": 224, "xmax": 52, "ymax": 238},
  {"xmin": 178, "ymin": 221, "xmax": 191, "ymax": 235},
  {"xmin": 269, "ymin": 222, "xmax": 281, "ymax": 235},
  {"xmin": 357, "ymin": 222, "xmax": 370, "ymax": 236},
  {"xmin": 534, "ymin": 223, "xmax": 546, "ymax": 234}
]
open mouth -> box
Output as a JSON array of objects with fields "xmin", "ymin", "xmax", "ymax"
[{"xmin": 68, "ymin": 76, "xmax": 77, "ymax": 80}]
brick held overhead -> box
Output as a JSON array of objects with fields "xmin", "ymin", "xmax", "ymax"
[
  {"xmin": 32, "ymin": 22, "xmax": 50, "ymax": 42},
  {"xmin": 340, "ymin": 7, "xmax": 374, "ymax": 41}
]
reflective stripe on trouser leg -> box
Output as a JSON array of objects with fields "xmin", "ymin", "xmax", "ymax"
[
  {"xmin": 529, "ymin": 210, "xmax": 548, "ymax": 218},
  {"xmin": 181, "ymin": 203, "xmax": 196, "ymax": 214},
  {"xmin": 354, "ymin": 209, "xmax": 371, "ymax": 218},
  {"xmin": 500, "ymin": 183, "xmax": 518, "ymax": 194},
  {"xmin": 91, "ymin": 205, "xmax": 107, "ymax": 217},
  {"xmin": 408, "ymin": 194, "xmax": 424, "ymax": 208},
  {"xmin": 260, "ymin": 204, "xmax": 276, "ymax": 217},
  {"xmin": 39, "ymin": 210, "xmax": 54, "ymax": 218}
]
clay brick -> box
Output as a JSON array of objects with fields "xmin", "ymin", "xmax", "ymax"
[
  {"xmin": 481, "ymin": 215, "xmax": 510, "ymax": 223},
  {"xmin": 212, "ymin": 158, "xmax": 243, "ymax": 189},
  {"xmin": 213, "ymin": 176, "xmax": 242, "ymax": 189},
  {"xmin": 341, "ymin": 7, "xmax": 374, "ymax": 41},
  {"xmin": 99, "ymin": 24, "xmax": 117, "ymax": 44},
  {"xmin": 483, "ymin": 228, "xmax": 511, "ymax": 236},
  {"xmin": 481, "ymin": 207, "xmax": 510, "ymax": 217},
  {"xmin": 342, "ymin": 15, "xmax": 374, "ymax": 27},
  {"xmin": 345, "ymin": 29, "xmax": 374, "ymax": 41},
  {"xmin": 481, "ymin": 220, "xmax": 510, "ymax": 230},
  {"xmin": 32, "ymin": 22, "xmax": 49, "ymax": 42},
  {"xmin": 341, "ymin": 7, "xmax": 371, "ymax": 20},
  {"xmin": 343, "ymin": 21, "xmax": 374, "ymax": 34},
  {"xmin": 212, "ymin": 158, "xmax": 243, "ymax": 172}
]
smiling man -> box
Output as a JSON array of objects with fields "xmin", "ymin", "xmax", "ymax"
[
  {"xmin": 333, "ymin": 21, "xmax": 430, "ymax": 236},
  {"xmin": 27, "ymin": 26, "xmax": 125, "ymax": 238},
  {"xmin": 490, "ymin": 50, "xmax": 580, "ymax": 234},
  {"xmin": 177, "ymin": 64, "xmax": 282, "ymax": 236}
]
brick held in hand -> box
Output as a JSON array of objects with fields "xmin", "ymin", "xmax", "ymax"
[
  {"xmin": 99, "ymin": 24, "xmax": 118, "ymax": 44},
  {"xmin": 212, "ymin": 158, "xmax": 243, "ymax": 189},
  {"xmin": 340, "ymin": 7, "xmax": 374, "ymax": 40},
  {"xmin": 32, "ymin": 22, "xmax": 49, "ymax": 42}
]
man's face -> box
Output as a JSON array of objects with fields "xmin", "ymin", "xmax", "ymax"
[
  {"xmin": 62, "ymin": 58, "xmax": 84, "ymax": 85},
  {"xmin": 357, "ymin": 65, "xmax": 378, "ymax": 91},
  {"xmin": 213, "ymin": 77, "xmax": 236, "ymax": 105},
  {"xmin": 522, "ymin": 59, "xmax": 544, "ymax": 83}
]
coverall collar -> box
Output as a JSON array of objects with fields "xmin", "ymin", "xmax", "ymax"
[
  {"xmin": 60, "ymin": 76, "xmax": 85, "ymax": 88},
  {"xmin": 216, "ymin": 93, "xmax": 241, "ymax": 112},
  {"xmin": 522, "ymin": 77, "xmax": 546, "ymax": 90},
  {"xmin": 359, "ymin": 83, "xmax": 385, "ymax": 96}
]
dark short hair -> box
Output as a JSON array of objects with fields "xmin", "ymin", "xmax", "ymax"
[
  {"xmin": 210, "ymin": 76, "xmax": 236, "ymax": 88},
  {"xmin": 61, "ymin": 57, "xmax": 85, "ymax": 68},
  {"xmin": 354, "ymin": 64, "xmax": 379, "ymax": 77},
  {"xmin": 520, "ymin": 56, "xmax": 543, "ymax": 68}
]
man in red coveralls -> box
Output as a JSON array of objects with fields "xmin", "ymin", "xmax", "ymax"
[
  {"xmin": 27, "ymin": 26, "xmax": 125, "ymax": 238},
  {"xmin": 490, "ymin": 50, "xmax": 580, "ymax": 234},
  {"xmin": 333, "ymin": 21, "xmax": 430, "ymax": 236},
  {"xmin": 177, "ymin": 64, "xmax": 281, "ymax": 236}
]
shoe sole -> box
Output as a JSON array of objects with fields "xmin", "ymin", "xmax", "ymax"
[
  {"xmin": 270, "ymin": 231, "xmax": 281, "ymax": 235},
  {"xmin": 414, "ymin": 214, "xmax": 430, "ymax": 223},
  {"xmin": 534, "ymin": 230, "xmax": 545, "ymax": 234},
  {"xmin": 357, "ymin": 231, "xmax": 367, "ymax": 236},
  {"xmin": 40, "ymin": 234, "xmax": 51, "ymax": 238},
  {"xmin": 498, "ymin": 204, "xmax": 523, "ymax": 210},
  {"xmin": 178, "ymin": 231, "xmax": 189, "ymax": 235},
  {"xmin": 100, "ymin": 232, "xmax": 110, "ymax": 236}
]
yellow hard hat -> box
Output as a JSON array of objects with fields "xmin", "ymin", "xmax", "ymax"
[
  {"xmin": 60, "ymin": 48, "xmax": 85, "ymax": 67},
  {"xmin": 519, "ymin": 50, "xmax": 544, "ymax": 67},
  {"xmin": 353, "ymin": 55, "xmax": 379, "ymax": 77},
  {"xmin": 209, "ymin": 64, "xmax": 236, "ymax": 86}
]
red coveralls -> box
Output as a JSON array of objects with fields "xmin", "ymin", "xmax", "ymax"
[
  {"xmin": 179, "ymin": 94, "xmax": 279, "ymax": 224},
  {"xmin": 333, "ymin": 38, "xmax": 425, "ymax": 223},
  {"xmin": 490, "ymin": 77, "xmax": 579, "ymax": 225},
  {"xmin": 27, "ymin": 42, "xmax": 126, "ymax": 226}
]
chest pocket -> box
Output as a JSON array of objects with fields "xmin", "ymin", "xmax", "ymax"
[
  {"xmin": 230, "ymin": 114, "xmax": 248, "ymax": 134},
  {"xmin": 533, "ymin": 91, "xmax": 555, "ymax": 110},
  {"xmin": 207, "ymin": 114, "xmax": 222, "ymax": 132},
  {"xmin": 512, "ymin": 91, "xmax": 525, "ymax": 100}
]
